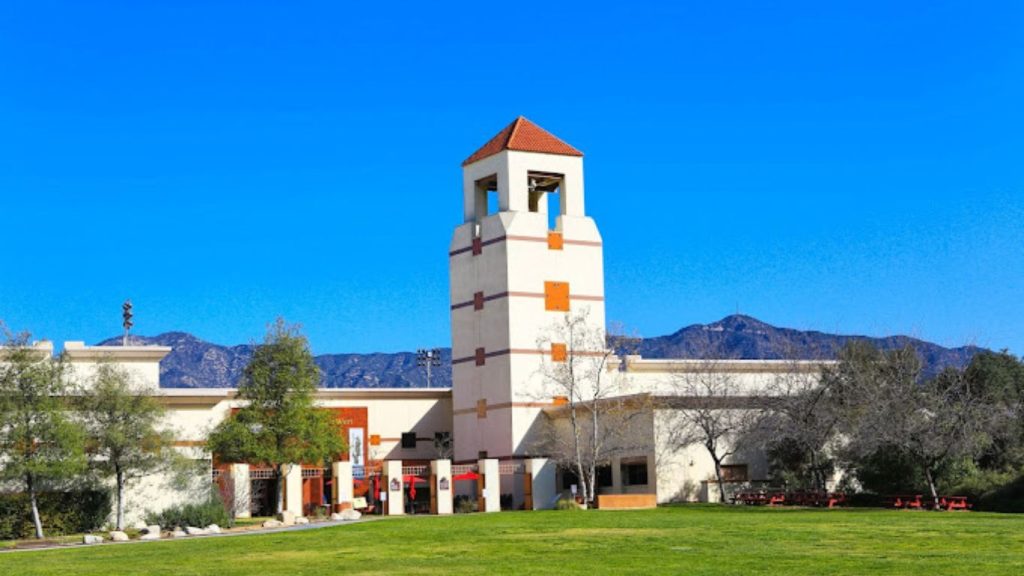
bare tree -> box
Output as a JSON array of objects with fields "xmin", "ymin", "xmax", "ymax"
[
  {"xmin": 829, "ymin": 342, "xmax": 992, "ymax": 508},
  {"xmin": 536, "ymin": 310, "xmax": 636, "ymax": 508},
  {"xmin": 665, "ymin": 360, "xmax": 760, "ymax": 503},
  {"xmin": 759, "ymin": 358, "xmax": 840, "ymax": 492}
]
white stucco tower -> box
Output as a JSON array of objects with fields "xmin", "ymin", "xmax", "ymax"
[{"xmin": 449, "ymin": 117, "xmax": 606, "ymax": 463}]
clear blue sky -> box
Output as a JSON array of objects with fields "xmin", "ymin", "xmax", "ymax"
[{"xmin": 1, "ymin": 1, "xmax": 1022, "ymax": 355}]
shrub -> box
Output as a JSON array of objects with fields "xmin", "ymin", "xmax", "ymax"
[
  {"xmin": 0, "ymin": 490, "xmax": 111, "ymax": 540},
  {"xmin": 555, "ymin": 498, "xmax": 582, "ymax": 511},
  {"xmin": 147, "ymin": 492, "xmax": 232, "ymax": 529},
  {"xmin": 453, "ymin": 495, "xmax": 475, "ymax": 514}
]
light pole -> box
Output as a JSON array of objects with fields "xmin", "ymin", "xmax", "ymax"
[
  {"xmin": 416, "ymin": 348, "xmax": 443, "ymax": 388},
  {"xmin": 122, "ymin": 299, "xmax": 133, "ymax": 346}
]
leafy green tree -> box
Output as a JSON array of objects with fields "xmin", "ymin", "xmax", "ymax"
[
  {"xmin": 82, "ymin": 363, "xmax": 176, "ymax": 530},
  {"xmin": 206, "ymin": 319, "xmax": 344, "ymax": 515},
  {"xmin": 965, "ymin": 351, "xmax": 1024, "ymax": 470},
  {"xmin": 0, "ymin": 328, "xmax": 86, "ymax": 538}
]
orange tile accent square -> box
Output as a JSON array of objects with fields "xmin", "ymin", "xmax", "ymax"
[
  {"xmin": 473, "ymin": 291, "xmax": 484, "ymax": 311},
  {"xmin": 551, "ymin": 342, "xmax": 567, "ymax": 362},
  {"xmin": 544, "ymin": 281, "xmax": 570, "ymax": 311},
  {"xmin": 552, "ymin": 395, "xmax": 569, "ymax": 406},
  {"xmin": 369, "ymin": 434, "xmax": 381, "ymax": 446},
  {"xmin": 475, "ymin": 347, "xmax": 486, "ymax": 366},
  {"xmin": 547, "ymin": 231, "xmax": 564, "ymax": 250},
  {"xmin": 476, "ymin": 399, "xmax": 487, "ymax": 418}
]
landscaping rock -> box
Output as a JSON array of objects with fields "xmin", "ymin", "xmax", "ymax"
[
  {"xmin": 109, "ymin": 531, "xmax": 130, "ymax": 542},
  {"xmin": 340, "ymin": 509, "xmax": 361, "ymax": 521},
  {"xmin": 142, "ymin": 524, "xmax": 161, "ymax": 535},
  {"xmin": 139, "ymin": 531, "xmax": 161, "ymax": 541},
  {"xmin": 185, "ymin": 526, "xmax": 208, "ymax": 536},
  {"xmin": 205, "ymin": 524, "xmax": 222, "ymax": 534},
  {"xmin": 278, "ymin": 510, "xmax": 296, "ymax": 525},
  {"xmin": 262, "ymin": 519, "xmax": 284, "ymax": 528},
  {"xmin": 330, "ymin": 512, "xmax": 344, "ymax": 521},
  {"xmin": 294, "ymin": 516, "xmax": 309, "ymax": 525},
  {"xmin": 172, "ymin": 530, "xmax": 188, "ymax": 538},
  {"xmin": 83, "ymin": 534, "xmax": 104, "ymax": 545}
]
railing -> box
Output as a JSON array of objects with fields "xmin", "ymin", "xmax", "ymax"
[
  {"xmin": 250, "ymin": 468, "xmax": 276, "ymax": 480},
  {"xmin": 452, "ymin": 464, "xmax": 478, "ymax": 475},
  {"xmin": 499, "ymin": 462, "xmax": 524, "ymax": 475},
  {"xmin": 402, "ymin": 465, "xmax": 428, "ymax": 476},
  {"xmin": 302, "ymin": 468, "xmax": 325, "ymax": 478}
]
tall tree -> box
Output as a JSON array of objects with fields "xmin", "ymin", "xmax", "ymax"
[
  {"xmin": 666, "ymin": 360, "xmax": 761, "ymax": 502},
  {"xmin": 830, "ymin": 342, "xmax": 992, "ymax": 508},
  {"xmin": 537, "ymin": 310, "xmax": 636, "ymax": 508},
  {"xmin": 81, "ymin": 362, "xmax": 175, "ymax": 530},
  {"xmin": 206, "ymin": 319, "xmax": 345, "ymax": 515},
  {"xmin": 759, "ymin": 359, "xmax": 842, "ymax": 492},
  {"xmin": 0, "ymin": 328, "xmax": 86, "ymax": 539}
]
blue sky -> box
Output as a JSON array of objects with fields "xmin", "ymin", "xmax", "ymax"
[{"xmin": 1, "ymin": 1, "xmax": 1022, "ymax": 355}]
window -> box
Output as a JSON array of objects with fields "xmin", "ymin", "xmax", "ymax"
[
  {"xmin": 401, "ymin": 432, "xmax": 417, "ymax": 449},
  {"xmin": 596, "ymin": 465, "xmax": 613, "ymax": 488},
  {"xmin": 527, "ymin": 171, "xmax": 564, "ymax": 230},
  {"xmin": 721, "ymin": 464, "xmax": 748, "ymax": 483},
  {"xmin": 621, "ymin": 458, "xmax": 648, "ymax": 486}
]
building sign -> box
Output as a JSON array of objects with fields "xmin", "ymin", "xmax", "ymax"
[
  {"xmin": 439, "ymin": 477, "xmax": 450, "ymax": 491},
  {"xmin": 390, "ymin": 478, "xmax": 401, "ymax": 492}
]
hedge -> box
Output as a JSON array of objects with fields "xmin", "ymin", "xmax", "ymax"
[{"xmin": 0, "ymin": 490, "xmax": 111, "ymax": 540}]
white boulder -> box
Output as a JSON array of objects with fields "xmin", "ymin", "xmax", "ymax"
[
  {"xmin": 262, "ymin": 519, "xmax": 284, "ymax": 528},
  {"xmin": 142, "ymin": 525, "xmax": 161, "ymax": 535},
  {"xmin": 294, "ymin": 516, "xmax": 309, "ymax": 525},
  {"xmin": 139, "ymin": 531, "xmax": 161, "ymax": 541},
  {"xmin": 109, "ymin": 531, "xmax": 130, "ymax": 542},
  {"xmin": 172, "ymin": 530, "xmax": 188, "ymax": 538},
  {"xmin": 330, "ymin": 512, "xmax": 344, "ymax": 521},
  {"xmin": 83, "ymin": 534, "xmax": 104, "ymax": 544},
  {"xmin": 340, "ymin": 509, "xmax": 362, "ymax": 521},
  {"xmin": 205, "ymin": 524, "xmax": 222, "ymax": 534},
  {"xmin": 185, "ymin": 526, "xmax": 208, "ymax": 536},
  {"xmin": 278, "ymin": 510, "xmax": 296, "ymax": 525}
]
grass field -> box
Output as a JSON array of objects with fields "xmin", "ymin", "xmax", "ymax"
[{"xmin": 1, "ymin": 505, "xmax": 1023, "ymax": 575}]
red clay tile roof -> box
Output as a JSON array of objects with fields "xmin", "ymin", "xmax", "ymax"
[{"xmin": 462, "ymin": 116, "xmax": 583, "ymax": 166}]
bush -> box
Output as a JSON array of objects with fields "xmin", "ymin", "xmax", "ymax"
[
  {"xmin": 0, "ymin": 490, "xmax": 111, "ymax": 540},
  {"xmin": 453, "ymin": 495, "xmax": 475, "ymax": 514},
  {"xmin": 555, "ymin": 498, "xmax": 582, "ymax": 511},
  {"xmin": 147, "ymin": 492, "xmax": 232, "ymax": 529}
]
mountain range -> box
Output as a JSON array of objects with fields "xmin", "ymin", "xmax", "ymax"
[{"xmin": 99, "ymin": 315, "xmax": 983, "ymax": 388}]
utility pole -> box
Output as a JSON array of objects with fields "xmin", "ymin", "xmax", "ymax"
[
  {"xmin": 122, "ymin": 299, "xmax": 133, "ymax": 346},
  {"xmin": 416, "ymin": 348, "xmax": 442, "ymax": 388}
]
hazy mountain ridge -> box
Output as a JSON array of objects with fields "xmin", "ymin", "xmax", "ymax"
[{"xmin": 99, "ymin": 315, "xmax": 983, "ymax": 388}]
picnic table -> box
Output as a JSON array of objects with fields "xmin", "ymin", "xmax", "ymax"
[
  {"xmin": 731, "ymin": 490, "xmax": 846, "ymax": 508},
  {"xmin": 889, "ymin": 494, "xmax": 971, "ymax": 510}
]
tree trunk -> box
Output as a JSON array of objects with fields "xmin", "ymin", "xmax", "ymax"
[
  {"xmin": 712, "ymin": 458, "xmax": 726, "ymax": 503},
  {"xmin": 276, "ymin": 464, "xmax": 286, "ymax": 515},
  {"xmin": 27, "ymin": 474, "xmax": 44, "ymax": 539},
  {"xmin": 924, "ymin": 467, "xmax": 940, "ymax": 510},
  {"xmin": 116, "ymin": 468, "xmax": 125, "ymax": 531}
]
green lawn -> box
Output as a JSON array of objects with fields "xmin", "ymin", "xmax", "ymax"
[{"xmin": 2, "ymin": 506, "xmax": 1023, "ymax": 575}]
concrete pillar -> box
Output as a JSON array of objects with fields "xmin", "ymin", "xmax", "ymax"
[
  {"xmin": 526, "ymin": 458, "xmax": 556, "ymax": 510},
  {"xmin": 611, "ymin": 456, "xmax": 623, "ymax": 494},
  {"xmin": 431, "ymin": 459, "xmax": 453, "ymax": 515},
  {"xmin": 384, "ymin": 460, "xmax": 404, "ymax": 516},
  {"xmin": 284, "ymin": 464, "xmax": 303, "ymax": 515},
  {"xmin": 229, "ymin": 463, "xmax": 251, "ymax": 519},
  {"xmin": 332, "ymin": 461, "xmax": 353, "ymax": 512},
  {"xmin": 478, "ymin": 458, "xmax": 500, "ymax": 513}
]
